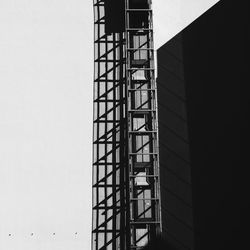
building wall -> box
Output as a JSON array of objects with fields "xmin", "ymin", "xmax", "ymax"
[
  {"xmin": 182, "ymin": 1, "xmax": 237, "ymax": 249},
  {"xmin": 157, "ymin": 34, "xmax": 194, "ymax": 250},
  {"xmin": 157, "ymin": 1, "xmax": 246, "ymax": 249}
]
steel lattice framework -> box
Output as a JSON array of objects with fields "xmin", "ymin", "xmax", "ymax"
[{"xmin": 92, "ymin": 1, "xmax": 161, "ymax": 249}]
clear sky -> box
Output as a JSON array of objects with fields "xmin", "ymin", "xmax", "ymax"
[
  {"xmin": 0, "ymin": 1, "xmax": 219, "ymax": 249},
  {"xmin": 153, "ymin": 0, "xmax": 220, "ymax": 48}
]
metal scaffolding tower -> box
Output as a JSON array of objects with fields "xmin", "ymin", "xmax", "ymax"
[{"xmin": 92, "ymin": 1, "xmax": 161, "ymax": 249}]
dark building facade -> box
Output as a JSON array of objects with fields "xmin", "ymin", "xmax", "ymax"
[
  {"xmin": 157, "ymin": 1, "xmax": 247, "ymax": 249},
  {"xmin": 157, "ymin": 33, "xmax": 194, "ymax": 250}
]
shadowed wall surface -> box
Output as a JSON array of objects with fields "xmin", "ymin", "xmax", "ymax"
[
  {"xmin": 157, "ymin": 0, "xmax": 246, "ymax": 249},
  {"xmin": 157, "ymin": 34, "xmax": 194, "ymax": 250}
]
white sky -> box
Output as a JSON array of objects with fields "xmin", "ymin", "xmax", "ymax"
[
  {"xmin": 0, "ymin": 1, "xmax": 219, "ymax": 249},
  {"xmin": 153, "ymin": 0, "xmax": 220, "ymax": 48}
]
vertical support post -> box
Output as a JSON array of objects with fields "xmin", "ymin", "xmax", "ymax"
[{"xmin": 124, "ymin": 0, "xmax": 162, "ymax": 249}]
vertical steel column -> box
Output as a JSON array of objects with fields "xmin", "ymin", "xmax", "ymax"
[{"xmin": 124, "ymin": 0, "xmax": 162, "ymax": 249}]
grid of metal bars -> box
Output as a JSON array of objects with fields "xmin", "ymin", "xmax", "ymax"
[
  {"xmin": 125, "ymin": 1, "xmax": 162, "ymax": 249},
  {"xmin": 92, "ymin": 1, "xmax": 127, "ymax": 249},
  {"xmin": 92, "ymin": 1, "xmax": 161, "ymax": 249}
]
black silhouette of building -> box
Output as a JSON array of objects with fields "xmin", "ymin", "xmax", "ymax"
[{"xmin": 157, "ymin": 1, "xmax": 246, "ymax": 249}]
